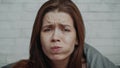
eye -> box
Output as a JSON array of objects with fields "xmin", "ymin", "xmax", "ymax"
[
  {"xmin": 63, "ymin": 28, "xmax": 71, "ymax": 32},
  {"xmin": 43, "ymin": 28, "xmax": 51, "ymax": 32}
]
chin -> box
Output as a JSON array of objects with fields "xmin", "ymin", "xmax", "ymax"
[{"xmin": 49, "ymin": 55, "xmax": 66, "ymax": 61}]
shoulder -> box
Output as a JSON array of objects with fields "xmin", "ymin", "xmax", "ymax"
[
  {"xmin": 2, "ymin": 59, "xmax": 29, "ymax": 68},
  {"xmin": 12, "ymin": 59, "xmax": 29, "ymax": 68},
  {"xmin": 84, "ymin": 43, "xmax": 102, "ymax": 57},
  {"xmin": 84, "ymin": 43, "xmax": 118, "ymax": 68}
]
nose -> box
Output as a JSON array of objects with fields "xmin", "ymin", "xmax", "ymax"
[{"xmin": 51, "ymin": 29, "xmax": 60, "ymax": 42}]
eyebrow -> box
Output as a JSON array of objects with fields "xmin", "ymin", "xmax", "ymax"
[
  {"xmin": 59, "ymin": 24, "xmax": 72, "ymax": 28},
  {"xmin": 42, "ymin": 23, "xmax": 72, "ymax": 29},
  {"xmin": 42, "ymin": 24, "xmax": 53, "ymax": 29}
]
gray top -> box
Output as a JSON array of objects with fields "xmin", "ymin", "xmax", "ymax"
[
  {"xmin": 84, "ymin": 43, "xmax": 119, "ymax": 68},
  {"xmin": 1, "ymin": 43, "xmax": 119, "ymax": 68}
]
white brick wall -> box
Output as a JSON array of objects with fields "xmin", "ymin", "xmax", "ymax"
[{"xmin": 0, "ymin": 0, "xmax": 120, "ymax": 67}]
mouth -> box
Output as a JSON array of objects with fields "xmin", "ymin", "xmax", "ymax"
[{"xmin": 51, "ymin": 46, "xmax": 62, "ymax": 52}]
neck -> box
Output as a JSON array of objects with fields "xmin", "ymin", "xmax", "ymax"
[{"xmin": 52, "ymin": 58, "xmax": 69, "ymax": 68}]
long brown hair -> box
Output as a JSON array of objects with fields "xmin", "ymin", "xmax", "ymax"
[{"xmin": 29, "ymin": 0, "xmax": 85, "ymax": 68}]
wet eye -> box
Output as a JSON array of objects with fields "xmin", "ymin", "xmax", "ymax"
[
  {"xmin": 43, "ymin": 28, "xmax": 51, "ymax": 32},
  {"xmin": 64, "ymin": 28, "xmax": 71, "ymax": 32}
]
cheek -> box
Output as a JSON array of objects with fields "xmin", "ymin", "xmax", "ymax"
[
  {"xmin": 63, "ymin": 35, "xmax": 76, "ymax": 52},
  {"xmin": 64, "ymin": 34, "xmax": 76, "ymax": 45},
  {"xmin": 40, "ymin": 35, "xmax": 50, "ymax": 54},
  {"xmin": 40, "ymin": 33, "xmax": 51, "ymax": 44},
  {"xmin": 40, "ymin": 34, "xmax": 50, "ymax": 51}
]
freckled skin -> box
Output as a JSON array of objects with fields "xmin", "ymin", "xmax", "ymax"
[{"xmin": 40, "ymin": 11, "xmax": 77, "ymax": 62}]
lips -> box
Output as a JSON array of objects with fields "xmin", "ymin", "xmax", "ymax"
[{"xmin": 51, "ymin": 46, "xmax": 62, "ymax": 52}]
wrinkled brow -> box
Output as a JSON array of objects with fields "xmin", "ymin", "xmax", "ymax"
[
  {"xmin": 42, "ymin": 23, "xmax": 72, "ymax": 29},
  {"xmin": 42, "ymin": 24, "xmax": 54, "ymax": 29}
]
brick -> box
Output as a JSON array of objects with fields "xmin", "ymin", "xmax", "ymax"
[
  {"xmin": 85, "ymin": 25, "xmax": 120, "ymax": 38},
  {"xmin": 9, "ymin": 38, "xmax": 30, "ymax": 54},
  {"xmin": 7, "ymin": 53, "xmax": 29, "ymax": 64},
  {"xmin": 0, "ymin": 12, "xmax": 21, "ymax": 21},
  {"xmin": 1, "ymin": 0, "xmax": 41, "ymax": 4},
  {"xmin": 0, "ymin": 3, "xmax": 23, "ymax": 12},
  {"xmin": 11, "ymin": 21, "xmax": 33, "ymax": 29},
  {"xmin": 19, "ymin": 12, "xmax": 36, "ymax": 21},
  {"xmin": 0, "ymin": 12, "xmax": 36, "ymax": 21},
  {"xmin": 0, "ymin": 53, "xmax": 7, "ymax": 67},
  {"xmin": 73, "ymin": 0, "xmax": 102, "ymax": 3},
  {"xmin": 22, "ymin": 3, "xmax": 43, "ymax": 12},
  {"xmin": 85, "ymin": 22, "xmax": 120, "ymax": 32},
  {"xmin": 86, "ymin": 30, "xmax": 120, "ymax": 39},
  {"xmin": 0, "ymin": 39, "xmax": 15, "ymax": 53},
  {"xmin": 85, "ymin": 38, "xmax": 120, "ymax": 46},
  {"xmin": 103, "ymin": 0, "xmax": 120, "ymax": 4},
  {"xmin": 0, "ymin": 22, "xmax": 13, "ymax": 29},
  {"xmin": 85, "ymin": 21, "xmax": 120, "ymax": 29},
  {"xmin": 0, "ymin": 21, "xmax": 33, "ymax": 29},
  {"xmin": 78, "ymin": 3, "xmax": 120, "ymax": 12},
  {"xmin": 18, "ymin": 29, "xmax": 32, "ymax": 38},
  {"xmin": 82, "ymin": 12, "xmax": 120, "ymax": 21},
  {"xmin": 0, "ymin": 29, "xmax": 20, "ymax": 38}
]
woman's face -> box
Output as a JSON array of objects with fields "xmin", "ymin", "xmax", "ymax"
[{"xmin": 40, "ymin": 11, "xmax": 77, "ymax": 61}]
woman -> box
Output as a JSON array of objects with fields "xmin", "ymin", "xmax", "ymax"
[
  {"xmin": 27, "ymin": 0, "xmax": 85, "ymax": 67},
  {"xmin": 2, "ymin": 0, "xmax": 118, "ymax": 68}
]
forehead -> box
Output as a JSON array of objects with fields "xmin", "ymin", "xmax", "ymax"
[{"xmin": 43, "ymin": 11, "xmax": 73, "ymax": 26}]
